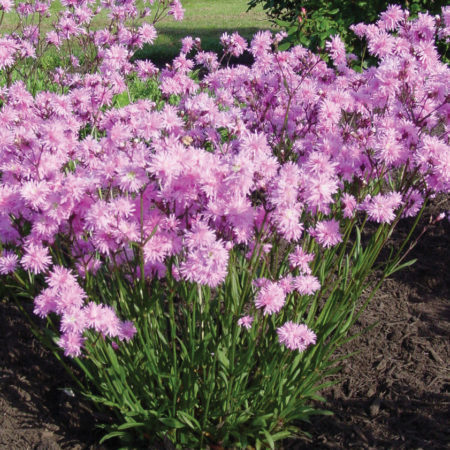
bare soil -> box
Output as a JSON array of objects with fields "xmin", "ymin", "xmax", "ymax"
[{"xmin": 1, "ymin": 200, "xmax": 449, "ymax": 449}]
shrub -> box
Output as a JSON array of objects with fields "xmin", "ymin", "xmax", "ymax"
[{"xmin": 1, "ymin": 3, "xmax": 449, "ymax": 448}]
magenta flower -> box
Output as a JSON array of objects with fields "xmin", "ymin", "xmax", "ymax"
[{"xmin": 277, "ymin": 322, "xmax": 317, "ymax": 352}]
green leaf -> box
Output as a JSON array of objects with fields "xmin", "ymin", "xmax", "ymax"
[
  {"xmin": 99, "ymin": 431, "xmax": 126, "ymax": 443},
  {"xmin": 262, "ymin": 429, "xmax": 275, "ymax": 449},
  {"xmin": 278, "ymin": 42, "xmax": 291, "ymax": 51},
  {"xmin": 386, "ymin": 258, "xmax": 417, "ymax": 276},
  {"xmin": 176, "ymin": 411, "xmax": 201, "ymax": 430},
  {"xmin": 117, "ymin": 421, "xmax": 145, "ymax": 431},
  {"xmin": 158, "ymin": 417, "xmax": 185, "ymax": 429}
]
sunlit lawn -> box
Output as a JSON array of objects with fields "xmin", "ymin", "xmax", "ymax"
[{"xmin": 141, "ymin": 0, "xmax": 275, "ymax": 62}]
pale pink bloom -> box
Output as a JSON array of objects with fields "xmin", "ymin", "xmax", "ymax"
[
  {"xmin": 279, "ymin": 275, "xmax": 295, "ymax": 294},
  {"xmin": 21, "ymin": 244, "xmax": 51, "ymax": 274},
  {"xmin": 117, "ymin": 166, "xmax": 148, "ymax": 193},
  {"xmin": 169, "ymin": 0, "xmax": 184, "ymax": 21},
  {"xmin": 118, "ymin": 321, "xmax": 137, "ymax": 341},
  {"xmin": 221, "ymin": 32, "xmax": 248, "ymax": 57},
  {"xmin": 305, "ymin": 174, "xmax": 338, "ymax": 214},
  {"xmin": 139, "ymin": 23, "xmax": 157, "ymax": 44},
  {"xmin": 254, "ymin": 281, "xmax": 286, "ymax": 315},
  {"xmin": 0, "ymin": 38, "xmax": 17, "ymax": 69},
  {"xmin": 59, "ymin": 332, "xmax": 85, "ymax": 357},
  {"xmin": 135, "ymin": 60, "xmax": 158, "ymax": 80},
  {"xmin": 143, "ymin": 234, "xmax": 173, "ymax": 264},
  {"xmin": 379, "ymin": 4, "xmax": 404, "ymax": 31},
  {"xmin": 60, "ymin": 307, "xmax": 86, "ymax": 334},
  {"xmin": 326, "ymin": 35, "xmax": 346, "ymax": 66},
  {"xmin": 273, "ymin": 203, "xmax": 303, "ymax": 242},
  {"xmin": 180, "ymin": 240, "xmax": 229, "ymax": 288},
  {"xmin": 184, "ymin": 221, "xmax": 217, "ymax": 250},
  {"xmin": 87, "ymin": 303, "xmax": 120, "ymax": 337},
  {"xmin": 365, "ymin": 192, "xmax": 402, "ymax": 224},
  {"xmin": 0, "ymin": 251, "xmax": 18, "ymax": 274},
  {"xmin": 33, "ymin": 288, "xmax": 58, "ymax": 318},
  {"xmin": 289, "ymin": 247, "xmax": 314, "ymax": 274},
  {"xmin": 293, "ymin": 275, "xmax": 321, "ymax": 296},
  {"xmin": 368, "ymin": 31, "xmax": 395, "ymax": 58},
  {"xmin": 237, "ymin": 315, "xmax": 254, "ymax": 329},
  {"xmin": 56, "ymin": 283, "xmax": 87, "ymax": 313},
  {"xmin": 341, "ymin": 193, "xmax": 357, "ymax": 219},
  {"xmin": 312, "ymin": 220, "xmax": 342, "ymax": 248},
  {"xmin": 277, "ymin": 322, "xmax": 316, "ymax": 351},
  {"xmin": 46, "ymin": 266, "xmax": 77, "ymax": 290},
  {"xmin": 250, "ymin": 30, "xmax": 272, "ymax": 57},
  {"xmin": 21, "ymin": 180, "xmax": 50, "ymax": 210},
  {"xmin": 181, "ymin": 36, "xmax": 195, "ymax": 54},
  {"xmin": 0, "ymin": 0, "xmax": 14, "ymax": 12}
]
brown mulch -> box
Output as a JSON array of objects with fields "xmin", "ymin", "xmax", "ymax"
[{"xmin": 1, "ymin": 201, "xmax": 449, "ymax": 449}]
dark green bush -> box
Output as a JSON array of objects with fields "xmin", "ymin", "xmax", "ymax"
[{"xmin": 248, "ymin": 0, "xmax": 447, "ymax": 56}]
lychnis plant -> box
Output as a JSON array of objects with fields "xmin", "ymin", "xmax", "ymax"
[{"xmin": 1, "ymin": 5, "xmax": 449, "ymax": 448}]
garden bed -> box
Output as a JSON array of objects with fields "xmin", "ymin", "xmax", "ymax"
[{"xmin": 1, "ymin": 200, "xmax": 448, "ymax": 449}]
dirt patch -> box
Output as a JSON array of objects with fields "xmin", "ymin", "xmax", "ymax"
[{"xmin": 1, "ymin": 201, "xmax": 449, "ymax": 449}]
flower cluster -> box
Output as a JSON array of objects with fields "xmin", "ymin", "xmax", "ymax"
[
  {"xmin": 0, "ymin": 7, "xmax": 449, "ymax": 358},
  {"xmin": 0, "ymin": 0, "xmax": 183, "ymax": 91}
]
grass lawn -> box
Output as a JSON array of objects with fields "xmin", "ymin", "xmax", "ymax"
[
  {"xmin": 0, "ymin": 0, "xmax": 275, "ymax": 65},
  {"xmin": 140, "ymin": 0, "xmax": 275, "ymax": 63}
]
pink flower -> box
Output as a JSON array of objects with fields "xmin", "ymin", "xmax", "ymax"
[
  {"xmin": 277, "ymin": 322, "xmax": 316, "ymax": 352},
  {"xmin": 341, "ymin": 193, "xmax": 357, "ymax": 219},
  {"xmin": 33, "ymin": 288, "xmax": 58, "ymax": 318},
  {"xmin": 326, "ymin": 35, "xmax": 346, "ymax": 66},
  {"xmin": 181, "ymin": 36, "xmax": 195, "ymax": 54},
  {"xmin": 221, "ymin": 32, "xmax": 248, "ymax": 58},
  {"xmin": 85, "ymin": 303, "xmax": 120, "ymax": 337},
  {"xmin": 118, "ymin": 321, "xmax": 137, "ymax": 341},
  {"xmin": 21, "ymin": 244, "xmax": 52, "ymax": 274},
  {"xmin": 365, "ymin": 192, "xmax": 402, "ymax": 224},
  {"xmin": 59, "ymin": 332, "xmax": 85, "ymax": 357},
  {"xmin": 180, "ymin": 239, "xmax": 229, "ymax": 288},
  {"xmin": 169, "ymin": 0, "xmax": 184, "ymax": 21},
  {"xmin": 139, "ymin": 23, "xmax": 157, "ymax": 44},
  {"xmin": 273, "ymin": 203, "xmax": 304, "ymax": 242},
  {"xmin": 60, "ymin": 307, "xmax": 86, "ymax": 334},
  {"xmin": 289, "ymin": 247, "xmax": 314, "ymax": 274},
  {"xmin": 0, "ymin": 37, "xmax": 17, "ymax": 69},
  {"xmin": 279, "ymin": 275, "xmax": 294, "ymax": 294},
  {"xmin": 237, "ymin": 315, "xmax": 254, "ymax": 329},
  {"xmin": 254, "ymin": 281, "xmax": 286, "ymax": 315},
  {"xmin": 379, "ymin": 4, "xmax": 404, "ymax": 31},
  {"xmin": 0, "ymin": 251, "xmax": 18, "ymax": 274},
  {"xmin": 0, "ymin": 0, "xmax": 14, "ymax": 12},
  {"xmin": 293, "ymin": 275, "xmax": 321, "ymax": 295},
  {"xmin": 250, "ymin": 30, "xmax": 272, "ymax": 57},
  {"xmin": 135, "ymin": 60, "xmax": 158, "ymax": 80},
  {"xmin": 46, "ymin": 266, "xmax": 77, "ymax": 291},
  {"xmin": 311, "ymin": 220, "xmax": 342, "ymax": 248}
]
